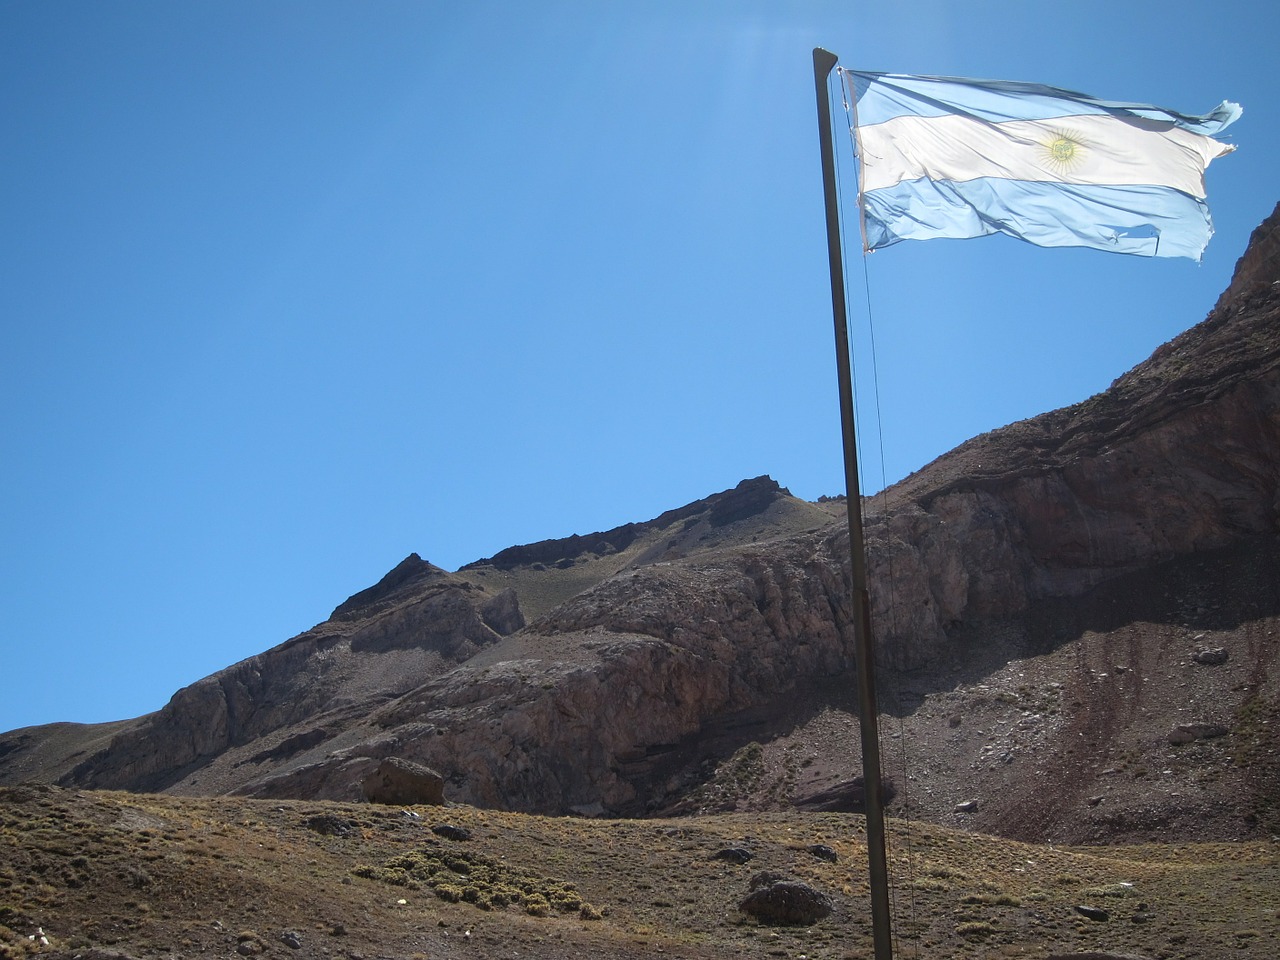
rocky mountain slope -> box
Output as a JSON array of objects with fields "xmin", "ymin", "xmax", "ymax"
[{"xmin": 2, "ymin": 204, "xmax": 1278, "ymax": 848}]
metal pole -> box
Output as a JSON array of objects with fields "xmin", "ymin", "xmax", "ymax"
[{"xmin": 812, "ymin": 47, "xmax": 893, "ymax": 960}]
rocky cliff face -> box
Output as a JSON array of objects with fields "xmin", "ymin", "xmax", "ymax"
[
  {"xmin": 3, "ymin": 204, "xmax": 1278, "ymax": 846},
  {"xmin": 37, "ymin": 557, "xmax": 524, "ymax": 793},
  {"xmin": 859, "ymin": 249, "xmax": 1280, "ymax": 668},
  {"xmin": 1215, "ymin": 203, "xmax": 1280, "ymax": 310}
]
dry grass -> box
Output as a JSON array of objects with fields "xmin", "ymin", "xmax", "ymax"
[{"xmin": 2, "ymin": 784, "xmax": 1277, "ymax": 960}]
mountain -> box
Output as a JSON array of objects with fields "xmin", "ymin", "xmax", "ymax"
[{"xmin": 3, "ymin": 204, "xmax": 1278, "ymax": 847}]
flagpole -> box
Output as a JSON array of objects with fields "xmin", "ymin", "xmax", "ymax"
[{"xmin": 812, "ymin": 47, "xmax": 893, "ymax": 960}]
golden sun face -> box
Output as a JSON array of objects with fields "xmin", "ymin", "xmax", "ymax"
[{"xmin": 1042, "ymin": 131, "xmax": 1087, "ymax": 174}]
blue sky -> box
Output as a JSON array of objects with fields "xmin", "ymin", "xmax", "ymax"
[{"xmin": 2, "ymin": 1, "xmax": 1275, "ymax": 733}]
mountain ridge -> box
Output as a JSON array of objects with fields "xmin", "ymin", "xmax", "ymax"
[{"xmin": 2, "ymin": 202, "xmax": 1278, "ymax": 848}]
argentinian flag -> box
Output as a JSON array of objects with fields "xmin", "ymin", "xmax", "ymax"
[{"xmin": 844, "ymin": 71, "xmax": 1241, "ymax": 260}]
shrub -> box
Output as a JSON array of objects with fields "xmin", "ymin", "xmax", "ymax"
[
  {"xmin": 1083, "ymin": 883, "xmax": 1135, "ymax": 899},
  {"xmin": 551, "ymin": 888, "xmax": 583, "ymax": 913},
  {"xmin": 434, "ymin": 884, "xmax": 464, "ymax": 903},
  {"xmin": 961, "ymin": 892, "xmax": 1022, "ymax": 907},
  {"xmin": 523, "ymin": 894, "xmax": 551, "ymax": 917},
  {"xmin": 353, "ymin": 846, "xmax": 600, "ymax": 922},
  {"xmin": 912, "ymin": 877, "xmax": 949, "ymax": 892},
  {"xmin": 923, "ymin": 865, "xmax": 968, "ymax": 881}
]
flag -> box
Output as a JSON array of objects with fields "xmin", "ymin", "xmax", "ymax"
[{"xmin": 843, "ymin": 71, "xmax": 1241, "ymax": 260}]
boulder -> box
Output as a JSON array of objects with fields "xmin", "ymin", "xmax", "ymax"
[
  {"xmin": 1074, "ymin": 904, "xmax": 1111, "ymax": 922},
  {"xmin": 1167, "ymin": 723, "xmax": 1229, "ymax": 746},
  {"xmin": 807, "ymin": 843, "xmax": 839, "ymax": 863},
  {"xmin": 738, "ymin": 880, "xmax": 833, "ymax": 926},
  {"xmin": 748, "ymin": 871, "xmax": 790, "ymax": 891},
  {"xmin": 1192, "ymin": 647, "xmax": 1229, "ymax": 665},
  {"xmin": 361, "ymin": 758, "xmax": 445, "ymax": 806},
  {"xmin": 431, "ymin": 823, "xmax": 472, "ymax": 841},
  {"xmin": 713, "ymin": 847, "xmax": 754, "ymax": 865}
]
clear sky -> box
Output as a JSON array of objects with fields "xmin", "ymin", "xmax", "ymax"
[{"xmin": 2, "ymin": 1, "xmax": 1275, "ymax": 734}]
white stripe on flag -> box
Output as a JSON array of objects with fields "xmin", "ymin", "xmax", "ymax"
[{"xmin": 858, "ymin": 112, "xmax": 1233, "ymax": 198}]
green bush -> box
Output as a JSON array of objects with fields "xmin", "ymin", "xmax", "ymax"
[
  {"xmin": 352, "ymin": 846, "xmax": 602, "ymax": 922},
  {"xmin": 434, "ymin": 884, "xmax": 463, "ymax": 903}
]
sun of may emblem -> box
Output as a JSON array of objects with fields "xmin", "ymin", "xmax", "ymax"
[{"xmin": 1042, "ymin": 130, "xmax": 1087, "ymax": 174}]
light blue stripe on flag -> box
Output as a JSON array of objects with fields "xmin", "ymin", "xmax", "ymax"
[
  {"xmin": 862, "ymin": 177, "xmax": 1214, "ymax": 260},
  {"xmin": 847, "ymin": 72, "xmax": 1242, "ymax": 135},
  {"xmin": 845, "ymin": 71, "xmax": 1241, "ymax": 260}
]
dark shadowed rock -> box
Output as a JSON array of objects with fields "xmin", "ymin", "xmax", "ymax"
[
  {"xmin": 479, "ymin": 588, "xmax": 525, "ymax": 635},
  {"xmin": 247, "ymin": 728, "xmax": 330, "ymax": 765},
  {"xmin": 807, "ymin": 843, "xmax": 838, "ymax": 863},
  {"xmin": 431, "ymin": 823, "xmax": 472, "ymax": 841},
  {"xmin": 738, "ymin": 881, "xmax": 833, "ymax": 926},
  {"xmin": 748, "ymin": 871, "xmax": 789, "ymax": 891},
  {"xmin": 792, "ymin": 776, "xmax": 897, "ymax": 813},
  {"xmin": 1168, "ymin": 723, "xmax": 1229, "ymax": 746},
  {"xmin": 1193, "ymin": 646, "xmax": 1229, "ymax": 665},
  {"xmin": 303, "ymin": 813, "xmax": 353, "ymax": 836},
  {"xmin": 361, "ymin": 758, "xmax": 445, "ymax": 806},
  {"xmin": 1074, "ymin": 904, "xmax": 1111, "ymax": 922}
]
